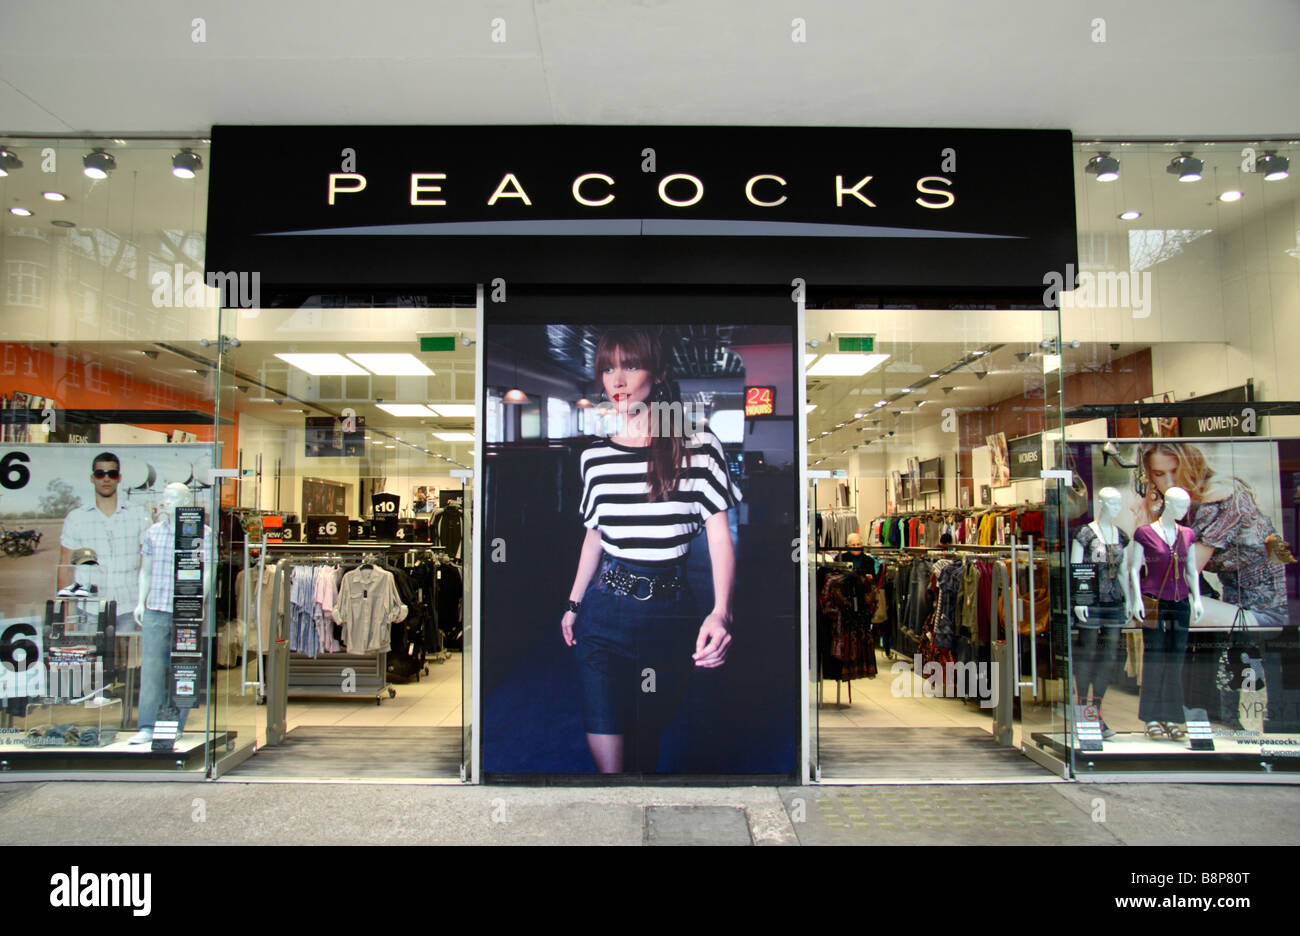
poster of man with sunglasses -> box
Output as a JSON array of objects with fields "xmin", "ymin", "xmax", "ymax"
[{"xmin": 57, "ymin": 451, "xmax": 153, "ymax": 633}]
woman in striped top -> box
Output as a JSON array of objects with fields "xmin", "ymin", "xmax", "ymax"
[{"xmin": 561, "ymin": 327, "xmax": 741, "ymax": 773}]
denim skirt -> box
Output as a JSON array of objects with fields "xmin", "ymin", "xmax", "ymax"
[{"xmin": 572, "ymin": 555, "xmax": 700, "ymax": 735}]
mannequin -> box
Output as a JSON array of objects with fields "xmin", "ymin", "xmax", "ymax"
[
  {"xmin": 129, "ymin": 483, "xmax": 213, "ymax": 745},
  {"xmin": 1070, "ymin": 487, "xmax": 1131, "ymax": 738},
  {"xmin": 1128, "ymin": 485, "xmax": 1202, "ymax": 742}
]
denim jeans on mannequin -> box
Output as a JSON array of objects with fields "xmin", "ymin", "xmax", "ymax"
[
  {"xmin": 1138, "ymin": 599, "xmax": 1191, "ymax": 724},
  {"xmin": 1073, "ymin": 611, "xmax": 1123, "ymax": 703},
  {"xmin": 138, "ymin": 609, "xmax": 189, "ymax": 732}
]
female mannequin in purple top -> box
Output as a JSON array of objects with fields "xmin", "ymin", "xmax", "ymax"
[{"xmin": 1128, "ymin": 486, "xmax": 1203, "ymax": 741}]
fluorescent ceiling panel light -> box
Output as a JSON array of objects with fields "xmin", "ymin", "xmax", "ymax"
[
  {"xmin": 376, "ymin": 403, "xmax": 435, "ymax": 417},
  {"xmin": 275, "ymin": 353, "xmax": 368, "ymax": 376},
  {"xmin": 805, "ymin": 404, "xmax": 817, "ymax": 414},
  {"xmin": 806, "ymin": 353, "xmax": 890, "ymax": 377},
  {"xmin": 433, "ymin": 431, "xmax": 474, "ymax": 442},
  {"xmin": 346, "ymin": 353, "xmax": 435, "ymax": 376},
  {"xmin": 805, "ymin": 353, "xmax": 818, "ymax": 366},
  {"xmin": 427, "ymin": 404, "xmax": 475, "ymax": 417}
]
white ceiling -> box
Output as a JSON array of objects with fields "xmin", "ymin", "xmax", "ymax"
[{"xmin": 2, "ymin": 0, "xmax": 1298, "ymax": 136}]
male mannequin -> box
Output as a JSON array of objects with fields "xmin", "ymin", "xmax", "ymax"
[
  {"xmin": 129, "ymin": 483, "xmax": 212, "ymax": 745},
  {"xmin": 1128, "ymin": 485, "xmax": 1202, "ymax": 741},
  {"xmin": 1070, "ymin": 487, "xmax": 1130, "ymax": 738}
]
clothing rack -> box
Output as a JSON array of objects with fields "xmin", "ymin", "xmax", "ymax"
[{"xmin": 264, "ymin": 546, "xmax": 398, "ymax": 716}]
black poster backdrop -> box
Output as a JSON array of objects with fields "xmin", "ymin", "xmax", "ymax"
[{"xmin": 482, "ymin": 292, "xmax": 799, "ymax": 777}]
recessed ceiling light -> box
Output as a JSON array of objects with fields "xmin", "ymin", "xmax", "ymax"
[
  {"xmin": 274, "ymin": 353, "xmax": 368, "ymax": 375},
  {"xmin": 874, "ymin": 400, "xmax": 887, "ymax": 408},
  {"xmin": 42, "ymin": 191, "xmax": 66, "ymax": 202},
  {"xmin": 427, "ymin": 403, "xmax": 474, "ymax": 417},
  {"xmin": 384, "ymin": 444, "xmax": 396, "ymax": 449},
  {"xmin": 9, "ymin": 207, "xmax": 32, "ymax": 217},
  {"xmin": 433, "ymin": 431, "xmax": 474, "ymax": 442},
  {"xmin": 972, "ymin": 349, "xmax": 987, "ymax": 356},
  {"xmin": 853, "ymin": 411, "xmax": 865, "ymax": 418},
  {"xmin": 900, "ymin": 387, "xmax": 913, "ymax": 393},
  {"xmin": 1119, "ymin": 210, "xmax": 1142, "ymax": 220},
  {"xmin": 51, "ymin": 219, "xmax": 75, "ymax": 227},
  {"xmin": 929, "ymin": 373, "xmax": 941, "ymax": 378},
  {"xmin": 806, "ymin": 353, "xmax": 890, "ymax": 377},
  {"xmin": 1219, "ymin": 190, "xmax": 1244, "ymax": 203},
  {"xmin": 346, "ymin": 353, "xmax": 435, "ymax": 376},
  {"xmin": 377, "ymin": 403, "xmax": 436, "ymax": 417}
]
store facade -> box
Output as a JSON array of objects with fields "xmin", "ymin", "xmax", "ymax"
[{"xmin": 0, "ymin": 127, "xmax": 1295, "ymax": 782}]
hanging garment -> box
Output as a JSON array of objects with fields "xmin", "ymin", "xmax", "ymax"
[
  {"xmin": 335, "ymin": 566, "xmax": 408, "ymax": 653},
  {"xmin": 818, "ymin": 571, "xmax": 877, "ymax": 681}
]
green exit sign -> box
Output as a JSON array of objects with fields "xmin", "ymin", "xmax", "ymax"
[
  {"xmin": 837, "ymin": 335, "xmax": 875, "ymax": 353},
  {"xmin": 419, "ymin": 336, "xmax": 458, "ymax": 352}
]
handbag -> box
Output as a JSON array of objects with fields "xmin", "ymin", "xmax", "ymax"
[
  {"xmin": 996, "ymin": 559, "xmax": 1050, "ymax": 636},
  {"xmin": 1220, "ymin": 606, "xmax": 1266, "ymax": 691}
]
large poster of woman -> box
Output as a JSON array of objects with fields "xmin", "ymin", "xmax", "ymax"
[{"xmin": 481, "ymin": 294, "xmax": 799, "ymax": 776}]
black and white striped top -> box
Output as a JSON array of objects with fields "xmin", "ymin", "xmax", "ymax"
[{"xmin": 580, "ymin": 431, "xmax": 742, "ymax": 566}]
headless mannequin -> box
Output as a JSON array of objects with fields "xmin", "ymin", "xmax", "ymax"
[
  {"xmin": 1072, "ymin": 487, "xmax": 1130, "ymax": 623},
  {"xmin": 1128, "ymin": 486, "xmax": 1203, "ymax": 625},
  {"xmin": 130, "ymin": 483, "xmax": 212, "ymax": 744},
  {"xmin": 1127, "ymin": 485, "xmax": 1201, "ymax": 741}
]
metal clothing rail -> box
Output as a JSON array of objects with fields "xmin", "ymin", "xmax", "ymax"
[{"xmin": 263, "ymin": 552, "xmax": 398, "ymax": 746}]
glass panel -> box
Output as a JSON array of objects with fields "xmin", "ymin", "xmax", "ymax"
[
  {"xmin": 209, "ymin": 299, "xmax": 474, "ymax": 780},
  {"xmin": 806, "ymin": 304, "xmax": 1071, "ymax": 779},
  {"xmin": 0, "ymin": 137, "xmax": 215, "ymax": 772},
  {"xmin": 1064, "ymin": 140, "xmax": 1300, "ymax": 774},
  {"xmin": 460, "ymin": 474, "xmax": 473, "ymax": 781}
]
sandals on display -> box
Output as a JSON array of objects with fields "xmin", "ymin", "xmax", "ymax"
[
  {"xmin": 1164, "ymin": 723, "xmax": 1187, "ymax": 740},
  {"xmin": 1144, "ymin": 721, "xmax": 1166, "ymax": 740}
]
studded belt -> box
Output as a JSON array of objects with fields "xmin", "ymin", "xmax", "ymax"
[{"xmin": 599, "ymin": 564, "xmax": 683, "ymax": 601}]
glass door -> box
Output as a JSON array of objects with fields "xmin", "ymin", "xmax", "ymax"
[
  {"xmin": 458, "ymin": 471, "xmax": 473, "ymax": 781},
  {"xmin": 1012, "ymin": 307, "xmax": 1073, "ymax": 776},
  {"xmin": 208, "ymin": 297, "xmax": 477, "ymax": 780},
  {"xmin": 807, "ymin": 474, "xmax": 824, "ymax": 781}
]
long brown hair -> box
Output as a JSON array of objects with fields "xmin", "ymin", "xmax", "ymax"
[
  {"xmin": 594, "ymin": 327, "xmax": 685, "ymax": 502},
  {"xmin": 1139, "ymin": 441, "xmax": 1255, "ymax": 520}
]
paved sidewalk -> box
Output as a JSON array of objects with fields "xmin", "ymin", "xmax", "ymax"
[{"xmin": 1, "ymin": 780, "xmax": 1297, "ymax": 845}]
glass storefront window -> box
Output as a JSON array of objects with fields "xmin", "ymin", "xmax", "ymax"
[
  {"xmin": 0, "ymin": 137, "xmax": 216, "ymax": 773},
  {"xmin": 1064, "ymin": 139, "xmax": 1300, "ymax": 773}
]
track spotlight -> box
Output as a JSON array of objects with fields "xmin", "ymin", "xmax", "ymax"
[
  {"xmin": 1166, "ymin": 153, "xmax": 1203, "ymax": 182},
  {"xmin": 0, "ymin": 147, "xmax": 24, "ymax": 177},
  {"xmin": 1085, "ymin": 152, "xmax": 1120, "ymax": 182},
  {"xmin": 1256, "ymin": 151, "xmax": 1290, "ymax": 182},
  {"xmin": 82, "ymin": 148, "xmax": 116, "ymax": 179},
  {"xmin": 974, "ymin": 370, "xmax": 988, "ymax": 381},
  {"xmin": 171, "ymin": 148, "xmax": 203, "ymax": 179}
]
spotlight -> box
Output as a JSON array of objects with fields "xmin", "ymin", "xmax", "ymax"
[
  {"xmin": 1219, "ymin": 190, "xmax": 1244, "ymax": 203},
  {"xmin": 1119, "ymin": 209, "xmax": 1142, "ymax": 221},
  {"xmin": 42, "ymin": 191, "xmax": 66, "ymax": 201},
  {"xmin": 1015, "ymin": 352, "xmax": 1031, "ymax": 362},
  {"xmin": 974, "ymin": 370, "xmax": 987, "ymax": 381},
  {"xmin": 1085, "ymin": 152, "xmax": 1120, "ymax": 182},
  {"xmin": 171, "ymin": 148, "xmax": 203, "ymax": 179},
  {"xmin": 0, "ymin": 147, "xmax": 22, "ymax": 176},
  {"xmin": 8, "ymin": 207, "xmax": 32, "ymax": 217},
  {"xmin": 82, "ymin": 148, "xmax": 116, "ymax": 179},
  {"xmin": 1166, "ymin": 153, "xmax": 1203, "ymax": 182},
  {"xmin": 1256, "ymin": 151, "xmax": 1290, "ymax": 181}
]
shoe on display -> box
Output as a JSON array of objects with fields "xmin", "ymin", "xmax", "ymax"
[
  {"xmin": 56, "ymin": 583, "xmax": 99, "ymax": 598},
  {"xmin": 1101, "ymin": 722, "xmax": 1116, "ymax": 740},
  {"xmin": 128, "ymin": 729, "xmax": 154, "ymax": 745}
]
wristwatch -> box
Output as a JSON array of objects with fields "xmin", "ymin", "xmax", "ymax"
[{"xmin": 565, "ymin": 600, "xmax": 581, "ymax": 614}]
